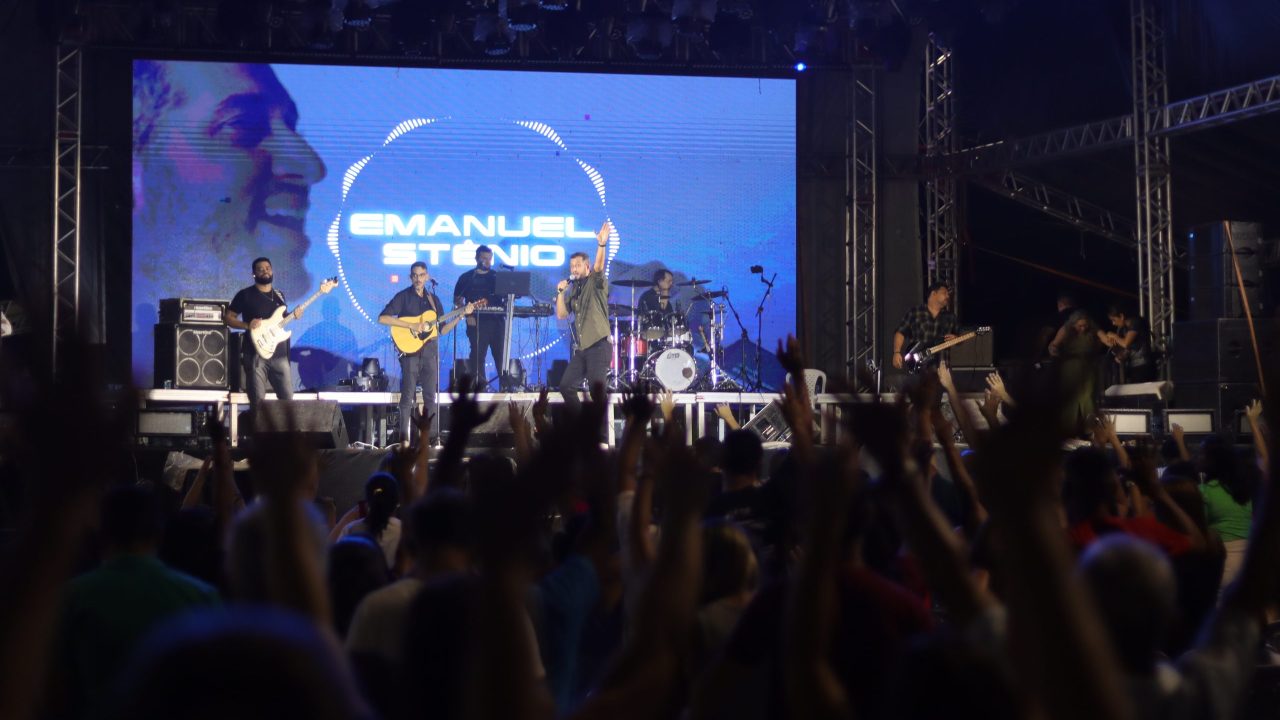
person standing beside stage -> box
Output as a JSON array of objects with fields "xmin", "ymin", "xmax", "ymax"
[
  {"xmin": 454, "ymin": 245, "xmax": 505, "ymax": 390},
  {"xmin": 556, "ymin": 221, "xmax": 613, "ymax": 412},
  {"xmin": 379, "ymin": 262, "xmax": 473, "ymax": 445},
  {"xmin": 225, "ymin": 257, "xmax": 303, "ymax": 413},
  {"xmin": 891, "ymin": 281, "xmax": 958, "ymax": 370}
]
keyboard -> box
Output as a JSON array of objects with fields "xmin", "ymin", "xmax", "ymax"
[{"xmin": 473, "ymin": 305, "xmax": 554, "ymax": 318}]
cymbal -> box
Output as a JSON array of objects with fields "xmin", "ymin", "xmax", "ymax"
[
  {"xmin": 696, "ymin": 290, "xmax": 728, "ymax": 300},
  {"xmin": 677, "ymin": 278, "xmax": 712, "ymax": 286},
  {"xmin": 607, "ymin": 303, "xmax": 635, "ymax": 316},
  {"xmin": 612, "ymin": 279, "xmax": 651, "ymax": 288}
]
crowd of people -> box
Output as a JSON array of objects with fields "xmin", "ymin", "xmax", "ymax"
[{"xmin": 0, "ymin": 335, "xmax": 1277, "ymax": 720}]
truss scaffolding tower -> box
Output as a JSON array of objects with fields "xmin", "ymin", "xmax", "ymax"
[
  {"xmin": 1131, "ymin": 0, "xmax": 1175, "ymax": 358},
  {"xmin": 922, "ymin": 34, "xmax": 959, "ymax": 310},
  {"xmin": 848, "ymin": 68, "xmax": 878, "ymax": 375},
  {"xmin": 53, "ymin": 44, "xmax": 83, "ymax": 366}
]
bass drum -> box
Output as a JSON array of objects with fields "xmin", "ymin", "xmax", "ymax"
[{"xmin": 644, "ymin": 348, "xmax": 702, "ymax": 392}]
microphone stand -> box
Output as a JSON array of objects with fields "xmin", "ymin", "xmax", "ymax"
[
  {"xmin": 753, "ymin": 273, "xmax": 776, "ymax": 391},
  {"xmin": 722, "ymin": 287, "xmax": 750, "ymax": 389}
]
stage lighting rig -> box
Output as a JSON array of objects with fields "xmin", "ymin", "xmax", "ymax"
[
  {"xmin": 508, "ymin": 0, "xmax": 542, "ymax": 31},
  {"xmin": 625, "ymin": 10, "xmax": 674, "ymax": 60},
  {"xmin": 343, "ymin": 0, "xmax": 374, "ymax": 28},
  {"xmin": 474, "ymin": 11, "xmax": 516, "ymax": 54},
  {"xmin": 672, "ymin": 0, "xmax": 717, "ymax": 38}
]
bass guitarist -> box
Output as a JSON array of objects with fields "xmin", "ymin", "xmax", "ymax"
[
  {"xmin": 378, "ymin": 262, "xmax": 474, "ymax": 445},
  {"xmin": 892, "ymin": 281, "xmax": 957, "ymax": 371},
  {"xmin": 226, "ymin": 257, "xmax": 302, "ymax": 414}
]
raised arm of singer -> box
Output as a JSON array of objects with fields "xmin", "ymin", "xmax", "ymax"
[{"xmin": 556, "ymin": 220, "xmax": 613, "ymax": 413}]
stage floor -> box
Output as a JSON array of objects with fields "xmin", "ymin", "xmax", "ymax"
[{"xmin": 137, "ymin": 389, "xmax": 995, "ymax": 448}]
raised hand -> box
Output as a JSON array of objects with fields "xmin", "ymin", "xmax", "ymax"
[
  {"xmin": 936, "ymin": 361, "xmax": 956, "ymax": 392},
  {"xmin": 775, "ymin": 333, "xmax": 807, "ymax": 380},
  {"xmin": 986, "ymin": 371, "xmax": 1014, "ymax": 407},
  {"xmin": 620, "ymin": 382, "xmax": 656, "ymax": 425},
  {"xmin": 1171, "ymin": 422, "xmax": 1185, "ymax": 445},
  {"xmin": 659, "ymin": 388, "xmax": 676, "ymax": 423},
  {"xmin": 449, "ymin": 376, "xmax": 497, "ymax": 436},
  {"xmin": 1246, "ymin": 399, "xmax": 1264, "ymax": 423}
]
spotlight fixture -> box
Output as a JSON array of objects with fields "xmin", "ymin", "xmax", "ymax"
[
  {"xmin": 343, "ymin": 0, "xmax": 373, "ymax": 29},
  {"xmin": 672, "ymin": 0, "xmax": 716, "ymax": 38},
  {"xmin": 625, "ymin": 12, "xmax": 674, "ymax": 60},
  {"xmin": 794, "ymin": 61, "xmax": 807, "ymax": 71},
  {"xmin": 474, "ymin": 11, "xmax": 515, "ymax": 55},
  {"xmin": 508, "ymin": 0, "xmax": 541, "ymax": 32}
]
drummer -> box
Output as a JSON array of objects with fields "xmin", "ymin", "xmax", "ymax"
[{"xmin": 637, "ymin": 269, "xmax": 678, "ymax": 321}]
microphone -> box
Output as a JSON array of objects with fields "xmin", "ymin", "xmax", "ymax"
[
  {"xmin": 429, "ymin": 278, "xmax": 438, "ymax": 286},
  {"xmin": 750, "ymin": 265, "xmax": 764, "ymax": 274},
  {"xmin": 498, "ymin": 262, "xmax": 516, "ymax": 270}
]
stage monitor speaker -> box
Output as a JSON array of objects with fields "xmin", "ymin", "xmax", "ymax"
[
  {"xmin": 1188, "ymin": 221, "xmax": 1263, "ymax": 320},
  {"xmin": 254, "ymin": 400, "xmax": 349, "ymax": 449},
  {"xmin": 1171, "ymin": 319, "xmax": 1278, "ymax": 384},
  {"xmin": 546, "ymin": 359, "xmax": 569, "ymax": 388},
  {"xmin": 743, "ymin": 400, "xmax": 792, "ymax": 443},
  {"xmin": 154, "ymin": 323, "xmax": 229, "ymax": 390},
  {"xmin": 1174, "ymin": 382, "xmax": 1258, "ymax": 434}
]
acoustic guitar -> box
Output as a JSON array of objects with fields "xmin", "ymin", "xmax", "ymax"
[{"xmin": 390, "ymin": 299, "xmax": 485, "ymax": 354}]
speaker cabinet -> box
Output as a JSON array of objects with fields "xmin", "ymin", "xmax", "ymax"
[
  {"xmin": 1174, "ymin": 382, "xmax": 1259, "ymax": 434},
  {"xmin": 1188, "ymin": 221, "xmax": 1263, "ymax": 320},
  {"xmin": 154, "ymin": 323, "xmax": 229, "ymax": 390},
  {"xmin": 1171, "ymin": 319, "xmax": 1278, "ymax": 384},
  {"xmin": 254, "ymin": 400, "xmax": 349, "ymax": 449}
]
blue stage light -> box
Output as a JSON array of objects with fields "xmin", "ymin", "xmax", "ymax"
[{"xmin": 794, "ymin": 62, "xmax": 807, "ymax": 72}]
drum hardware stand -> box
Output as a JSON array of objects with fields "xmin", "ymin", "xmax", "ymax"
[
  {"xmin": 753, "ymin": 272, "xmax": 777, "ymax": 391},
  {"xmin": 722, "ymin": 287, "xmax": 751, "ymax": 390}
]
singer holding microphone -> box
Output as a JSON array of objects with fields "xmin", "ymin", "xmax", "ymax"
[
  {"xmin": 379, "ymin": 262, "xmax": 472, "ymax": 445},
  {"xmin": 556, "ymin": 220, "xmax": 614, "ymax": 413}
]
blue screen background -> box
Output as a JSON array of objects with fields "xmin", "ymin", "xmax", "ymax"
[{"xmin": 132, "ymin": 61, "xmax": 796, "ymax": 390}]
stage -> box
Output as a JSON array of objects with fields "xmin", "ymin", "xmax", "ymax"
[{"xmin": 137, "ymin": 388, "xmax": 1000, "ymax": 448}]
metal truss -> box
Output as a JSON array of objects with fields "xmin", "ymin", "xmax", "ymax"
[
  {"xmin": 923, "ymin": 72, "xmax": 1280, "ymax": 177},
  {"xmin": 52, "ymin": 44, "xmax": 83, "ymax": 366},
  {"xmin": 1132, "ymin": 0, "xmax": 1175, "ymax": 357},
  {"xmin": 1163, "ymin": 74, "xmax": 1280, "ymax": 136},
  {"xmin": 847, "ymin": 67, "xmax": 878, "ymax": 376},
  {"xmin": 969, "ymin": 171, "xmax": 1137, "ymax": 248},
  {"xmin": 922, "ymin": 34, "xmax": 959, "ymax": 309}
]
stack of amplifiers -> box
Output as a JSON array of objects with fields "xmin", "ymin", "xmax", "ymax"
[
  {"xmin": 159, "ymin": 298, "xmax": 228, "ymax": 325},
  {"xmin": 155, "ymin": 298, "xmax": 230, "ymax": 390}
]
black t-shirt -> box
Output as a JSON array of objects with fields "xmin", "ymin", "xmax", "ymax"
[
  {"xmin": 228, "ymin": 285, "xmax": 288, "ymax": 358},
  {"xmin": 454, "ymin": 269, "xmax": 505, "ymax": 309},
  {"xmin": 637, "ymin": 289, "xmax": 677, "ymax": 320},
  {"xmin": 1121, "ymin": 316, "xmax": 1151, "ymax": 368}
]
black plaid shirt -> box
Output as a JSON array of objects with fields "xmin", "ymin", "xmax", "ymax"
[{"xmin": 895, "ymin": 304, "xmax": 957, "ymax": 350}]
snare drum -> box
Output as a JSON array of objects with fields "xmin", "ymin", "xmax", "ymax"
[{"xmin": 643, "ymin": 348, "xmax": 702, "ymax": 392}]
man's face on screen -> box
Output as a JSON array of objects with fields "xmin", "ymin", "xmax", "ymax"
[{"xmin": 133, "ymin": 63, "xmax": 326, "ymax": 301}]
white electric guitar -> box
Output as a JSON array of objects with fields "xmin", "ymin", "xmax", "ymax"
[{"xmin": 248, "ymin": 277, "xmax": 339, "ymax": 359}]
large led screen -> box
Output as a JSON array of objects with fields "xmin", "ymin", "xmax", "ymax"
[{"xmin": 132, "ymin": 60, "xmax": 796, "ymax": 390}]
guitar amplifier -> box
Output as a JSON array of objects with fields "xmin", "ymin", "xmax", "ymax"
[
  {"xmin": 159, "ymin": 298, "xmax": 228, "ymax": 325},
  {"xmin": 947, "ymin": 327, "xmax": 994, "ymax": 366}
]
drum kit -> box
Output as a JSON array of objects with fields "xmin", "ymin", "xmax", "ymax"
[{"xmin": 609, "ymin": 278, "xmax": 734, "ymax": 392}]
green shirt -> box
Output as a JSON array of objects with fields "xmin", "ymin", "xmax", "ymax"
[
  {"xmin": 59, "ymin": 555, "xmax": 221, "ymax": 719},
  {"xmin": 568, "ymin": 269, "xmax": 610, "ymax": 350},
  {"xmin": 1200, "ymin": 480, "xmax": 1253, "ymax": 541}
]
